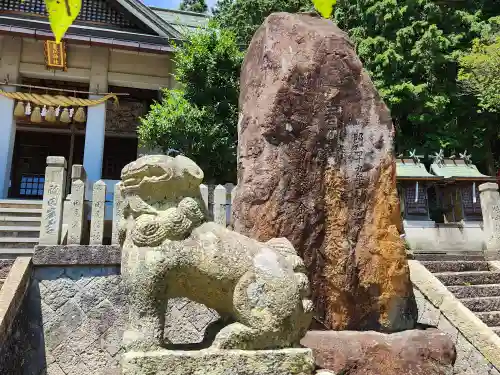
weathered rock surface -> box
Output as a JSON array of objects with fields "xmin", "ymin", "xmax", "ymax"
[
  {"xmin": 300, "ymin": 329, "xmax": 456, "ymax": 375},
  {"xmin": 232, "ymin": 12, "xmax": 416, "ymax": 331},
  {"xmin": 121, "ymin": 348, "xmax": 315, "ymax": 375}
]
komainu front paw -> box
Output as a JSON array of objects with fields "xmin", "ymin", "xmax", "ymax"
[
  {"xmin": 122, "ymin": 329, "xmax": 164, "ymax": 352},
  {"xmin": 211, "ymin": 323, "xmax": 258, "ymax": 350}
]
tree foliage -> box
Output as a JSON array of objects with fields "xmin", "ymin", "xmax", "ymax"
[
  {"xmin": 333, "ymin": 0, "xmax": 500, "ymax": 173},
  {"xmin": 141, "ymin": 0, "xmax": 500, "ymax": 180},
  {"xmin": 458, "ymin": 18, "xmax": 500, "ymax": 113},
  {"xmin": 139, "ymin": 24, "xmax": 244, "ymax": 182},
  {"xmin": 213, "ymin": 0, "xmax": 312, "ymax": 45},
  {"xmin": 180, "ymin": 0, "xmax": 208, "ymax": 14}
]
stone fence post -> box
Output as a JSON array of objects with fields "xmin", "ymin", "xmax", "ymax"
[
  {"xmin": 68, "ymin": 165, "xmax": 86, "ymax": 245},
  {"xmin": 214, "ymin": 185, "xmax": 227, "ymax": 227},
  {"xmin": 39, "ymin": 156, "xmax": 67, "ymax": 245},
  {"xmin": 111, "ymin": 182, "xmax": 125, "ymax": 245},
  {"xmin": 90, "ymin": 180, "xmax": 106, "ymax": 245},
  {"xmin": 479, "ymin": 182, "xmax": 500, "ymax": 260}
]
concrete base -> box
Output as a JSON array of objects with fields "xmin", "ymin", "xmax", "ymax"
[
  {"xmin": 404, "ymin": 221, "xmax": 485, "ymax": 252},
  {"xmin": 121, "ymin": 348, "xmax": 315, "ymax": 375}
]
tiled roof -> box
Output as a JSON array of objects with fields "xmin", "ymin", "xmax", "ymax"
[
  {"xmin": 0, "ymin": 0, "xmax": 145, "ymax": 31},
  {"xmin": 430, "ymin": 159, "xmax": 491, "ymax": 179},
  {"xmin": 396, "ymin": 159, "xmax": 439, "ymax": 179},
  {"xmin": 150, "ymin": 8, "xmax": 209, "ymax": 34}
]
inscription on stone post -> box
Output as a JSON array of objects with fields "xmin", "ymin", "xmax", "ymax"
[
  {"xmin": 68, "ymin": 179, "xmax": 85, "ymax": 245},
  {"xmin": 112, "ymin": 182, "xmax": 125, "ymax": 245},
  {"xmin": 39, "ymin": 157, "xmax": 67, "ymax": 245},
  {"xmin": 90, "ymin": 180, "xmax": 106, "ymax": 245},
  {"xmin": 44, "ymin": 184, "xmax": 60, "ymax": 235}
]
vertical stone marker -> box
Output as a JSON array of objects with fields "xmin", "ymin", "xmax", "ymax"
[
  {"xmin": 200, "ymin": 184, "xmax": 209, "ymax": 211},
  {"xmin": 112, "ymin": 182, "xmax": 125, "ymax": 245},
  {"xmin": 232, "ymin": 12, "xmax": 416, "ymax": 332},
  {"xmin": 39, "ymin": 156, "xmax": 67, "ymax": 245},
  {"xmin": 214, "ymin": 185, "xmax": 227, "ymax": 227},
  {"xmin": 479, "ymin": 182, "xmax": 500, "ymax": 260},
  {"xmin": 90, "ymin": 180, "xmax": 106, "ymax": 245},
  {"xmin": 68, "ymin": 165, "xmax": 86, "ymax": 245}
]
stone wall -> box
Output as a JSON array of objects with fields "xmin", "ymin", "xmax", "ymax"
[
  {"xmin": 9, "ymin": 245, "xmax": 500, "ymax": 375},
  {"xmin": 22, "ymin": 245, "xmax": 217, "ymax": 375}
]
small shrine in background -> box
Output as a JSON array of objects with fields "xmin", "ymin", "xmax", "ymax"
[
  {"xmin": 396, "ymin": 150, "xmax": 442, "ymax": 222},
  {"xmin": 430, "ymin": 150, "xmax": 494, "ymax": 223}
]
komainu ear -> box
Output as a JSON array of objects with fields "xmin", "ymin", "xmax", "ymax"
[{"xmin": 175, "ymin": 155, "xmax": 204, "ymax": 185}]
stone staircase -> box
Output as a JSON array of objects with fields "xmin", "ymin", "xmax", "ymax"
[
  {"xmin": 0, "ymin": 200, "xmax": 42, "ymax": 258},
  {"xmin": 415, "ymin": 253, "xmax": 500, "ymax": 336}
]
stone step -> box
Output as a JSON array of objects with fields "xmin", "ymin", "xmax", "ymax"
[
  {"xmin": 0, "ymin": 216, "xmax": 41, "ymax": 226},
  {"xmin": 0, "ymin": 248, "xmax": 35, "ymax": 258},
  {"xmin": 0, "ymin": 226, "xmax": 40, "ymax": 238},
  {"xmin": 0, "ymin": 237, "xmax": 38, "ymax": 249},
  {"xmin": 461, "ymin": 297, "xmax": 500, "ymax": 312},
  {"xmin": 0, "ymin": 207, "xmax": 42, "ymax": 217},
  {"xmin": 475, "ymin": 311, "xmax": 500, "ymax": 327},
  {"xmin": 412, "ymin": 253, "xmax": 486, "ymax": 262},
  {"xmin": 0, "ymin": 279, "xmax": 3, "ymax": 290},
  {"xmin": 0, "ymin": 199, "xmax": 43, "ymax": 209},
  {"xmin": 448, "ymin": 284, "xmax": 500, "ymax": 298},
  {"xmin": 420, "ymin": 261, "xmax": 490, "ymax": 273},
  {"xmin": 434, "ymin": 271, "xmax": 500, "ymax": 286}
]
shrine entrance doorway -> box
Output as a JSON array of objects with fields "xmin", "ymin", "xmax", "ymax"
[{"xmin": 9, "ymin": 130, "xmax": 84, "ymax": 199}]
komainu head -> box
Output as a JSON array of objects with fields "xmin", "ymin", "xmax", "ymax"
[
  {"xmin": 121, "ymin": 154, "xmax": 204, "ymax": 203},
  {"xmin": 118, "ymin": 154, "xmax": 208, "ymax": 244}
]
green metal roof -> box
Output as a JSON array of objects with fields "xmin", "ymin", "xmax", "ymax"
[
  {"xmin": 430, "ymin": 159, "xmax": 491, "ymax": 180},
  {"xmin": 150, "ymin": 8, "xmax": 210, "ymax": 34},
  {"xmin": 396, "ymin": 159, "xmax": 439, "ymax": 180}
]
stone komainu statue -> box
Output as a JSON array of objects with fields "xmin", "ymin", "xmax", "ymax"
[{"xmin": 118, "ymin": 154, "xmax": 313, "ymax": 351}]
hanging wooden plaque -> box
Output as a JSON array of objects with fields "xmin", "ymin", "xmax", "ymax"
[{"xmin": 44, "ymin": 40, "xmax": 67, "ymax": 71}]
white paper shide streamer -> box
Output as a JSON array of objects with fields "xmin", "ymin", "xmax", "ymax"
[
  {"xmin": 414, "ymin": 181, "xmax": 419, "ymax": 203},
  {"xmin": 472, "ymin": 182, "xmax": 477, "ymax": 204}
]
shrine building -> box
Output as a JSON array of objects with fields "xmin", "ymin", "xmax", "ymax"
[{"xmin": 0, "ymin": 0, "xmax": 209, "ymax": 199}]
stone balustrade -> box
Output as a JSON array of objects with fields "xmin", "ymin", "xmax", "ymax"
[{"xmin": 39, "ymin": 156, "xmax": 236, "ymax": 245}]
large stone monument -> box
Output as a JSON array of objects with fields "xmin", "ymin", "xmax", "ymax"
[
  {"xmin": 232, "ymin": 12, "xmax": 417, "ymax": 332},
  {"xmin": 118, "ymin": 154, "xmax": 315, "ymax": 375}
]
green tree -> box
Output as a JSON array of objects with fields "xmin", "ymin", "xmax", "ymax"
[
  {"xmin": 180, "ymin": 0, "xmax": 208, "ymax": 13},
  {"xmin": 458, "ymin": 19, "xmax": 500, "ymax": 112},
  {"xmin": 139, "ymin": 23, "xmax": 244, "ymax": 182},
  {"xmin": 333, "ymin": 0, "xmax": 499, "ymax": 173},
  {"xmin": 213, "ymin": 0, "xmax": 312, "ymax": 45}
]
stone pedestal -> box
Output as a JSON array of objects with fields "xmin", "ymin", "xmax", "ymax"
[
  {"xmin": 121, "ymin": 348, "xmax": 315, "ymax": 375},
  {"xmin": 479, "ymin": 183, "xmax": 500, "ymax": 260}
]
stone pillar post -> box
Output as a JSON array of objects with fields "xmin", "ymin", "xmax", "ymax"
[
  {"xmin": 68, "ymin": 165, "xmax": 86, "ymax": 245},
  {"xmin": 479, "ymin": 182, "xmax": 500, "ymax": 260},
  {"xmin": 39, "ymin": 157, "xmax": 67, "ymax": 245},
  {"xmin": 0, "ymin": 37, "xmax": 21, "ymax": 198},
  {"xmin": 111, "ymin": 182, "xmax": 125, "ymax": 245},
  {"xmin": 90, "ymin": 180, "xmax": 106, "ymax": 245}
]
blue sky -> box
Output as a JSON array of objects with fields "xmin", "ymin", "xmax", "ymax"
[{"xmin": 142, "ymin": 0, "xmax": 218, "ymax": 10}]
